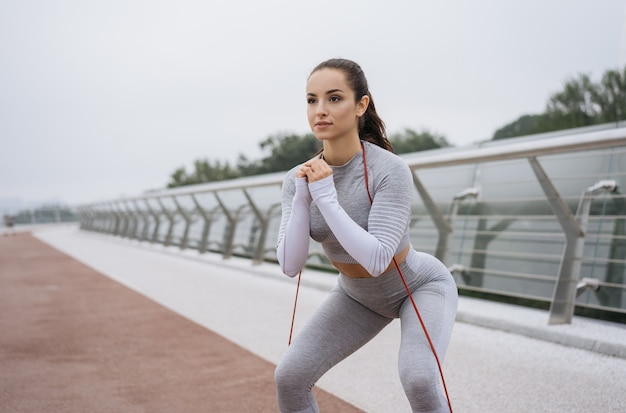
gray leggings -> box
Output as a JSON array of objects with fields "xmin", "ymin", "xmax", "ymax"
[{"xmin": 274, "ymin": 251, "xmax": 458, "ymax": 413}]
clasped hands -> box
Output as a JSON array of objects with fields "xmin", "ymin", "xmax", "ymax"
[{"xmin": 296, "ymin": 157, "xmax": 332, "ymax": 183}]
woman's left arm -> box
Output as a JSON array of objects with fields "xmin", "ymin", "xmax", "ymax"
[{"xmin": 309, "ymin": 161, "xmax": 413, "ymax": 277}]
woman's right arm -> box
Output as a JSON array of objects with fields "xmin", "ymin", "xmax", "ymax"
[{"xmin": 276, "ymin": 175, "xmax": 311, "ymax": 277}]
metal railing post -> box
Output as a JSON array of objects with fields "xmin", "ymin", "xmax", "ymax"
[
  {"xmin": 214, "ymin": 192, "xmax": 236, "ymax": 259},
  {"xmin": 112, "ymin": 202, "xmax": 125, "ymax": 236},
  {"xmin": 191, "ymin": 194, "xmax": 214, "ymax": 253},
  {"xmin": 242, "ymin": 189, "xmax": 279, "ymax": 265},
  {"xmin": 123, "ymin": 201, "xmax": 140, "ymax": 239},
  {"xmin": 443, "ymin": 187, "xmax": 479, "ymax": 266},
  {"xmin": 106, "ymin": 203, "xmax": 119, "ymax": 235},
  {"xmin": 102, "ymin": 204, "xmax": 115, "ymax": 234},
  {"xmin": 411, "ymin": 172, "xmax": 453, "ymax": 262},
  {"xmin": 529, "ymin": 156, "xmax": 585, "ymax": 324},
  {"xmin": 573, "ymin": 180, "xmax": 618, "ymax": 299},
  {"xmin": 130, "ymin": 200, "xmax": 148, "ymax": 241},
  {"xmin": 77, "ymin": 206, "xmax": 91, "ymax": 230},
  {"xmin": 144, "ymin": 200, "xmax": 161, "ymax": 243},
  {"xmin": 157, "ymin": 198, "xmax": 175, "ymax": 247},
  {"xmin": 173, "ymin": 197, "xmax": 192, "ymax": 250}
]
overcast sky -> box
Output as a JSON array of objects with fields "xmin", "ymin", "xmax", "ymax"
[{"xmin": 1, "ymin": 0, "xmax": 625, "ymax": 208}]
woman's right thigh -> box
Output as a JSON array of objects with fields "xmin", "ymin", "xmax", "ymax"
[{"xmin": 277, "ymin": 287, "xmax": 392, "ymax": 385}]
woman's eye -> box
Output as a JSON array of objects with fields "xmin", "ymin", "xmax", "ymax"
[
  {"xmin": 329, "ymin": 96, "xmax": 341, "ymax": 102},
  {"xmin": 307, "ymin": 98, "xmax": 317, "ymax": 104}
]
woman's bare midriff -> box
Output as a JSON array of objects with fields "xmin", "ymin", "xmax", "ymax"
[{"xmin": 331, "ymin": 245, "xmax": 410, "ymax": 278}]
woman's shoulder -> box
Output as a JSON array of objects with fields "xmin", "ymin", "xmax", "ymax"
[
  {"xmin": 364, "ymin": 141, "xmax": 410, "ymax": 171},
  {"xmin": 282, "ymin": 164, "xmax": 299, "ymax": 186}
]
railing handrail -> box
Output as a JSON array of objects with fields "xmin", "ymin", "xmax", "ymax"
[
  {"xmin": 113, "ymin": 171, "xmax": 286, "ymax": 203},
  {"xmin": 400, "ymin": 126, "xmax": 626, "ymax": 169}
]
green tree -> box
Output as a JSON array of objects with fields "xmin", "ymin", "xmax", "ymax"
[
  {"xmin": 166, "ymin": 159, "xmax": 240, "ymax": 188},
  {"xmin": 492, "ymin": 114, "xmax": 550, "ymax": 140},
  {"xmin": 390, "ymin": 128, "xmax": 451, "ymax": 154},
  {"xmin": 168, "ymin": 167, "xmax": 189, "ymax": 188},
  {"xmin": 237, "ymin": 133, "xmax": 321, "ymax": 175},
  {"xmin": 545, "ymin": 73, "xmax": 598, "ymax": 129},
  {"xmin": 593, "ymin": 67, "xmax": 626, "ymax": 124},
  {"xmin": 167, "ymin": 129, "xmax": 453, "ymax": 187},
  {"xmin": 492, "ymin": 67, "xmax": 626, "ymax": 140}
]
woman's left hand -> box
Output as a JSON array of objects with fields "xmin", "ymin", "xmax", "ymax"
[{"xmin": 299, "ymin": 158, "xmax": 332, "ymax": 183}]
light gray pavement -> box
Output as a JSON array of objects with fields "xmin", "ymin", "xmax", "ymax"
[{"xmin": 33, "ymin": 225, "xmax": 626, "ymax": 413}]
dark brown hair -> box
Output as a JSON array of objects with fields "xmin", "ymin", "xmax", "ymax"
[{"xmin": 310, "ymin": 58, "xmax": 393, "ymax": 152}]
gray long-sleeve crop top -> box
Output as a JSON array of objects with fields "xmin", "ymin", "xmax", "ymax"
[{"xmin": 276, "ymin": 141, "xmax": 414, "ymax": 277}]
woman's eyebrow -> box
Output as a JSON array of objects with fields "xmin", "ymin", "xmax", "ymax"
[
  {"xmin": 307, "ymin": 88, "xmax": 344, "ymax": 97},
  {"xmin": 325, "ymin": 88, "xmax": 344, "ymax": 95}
]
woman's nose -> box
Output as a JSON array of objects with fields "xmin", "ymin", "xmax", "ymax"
[{"xmin": 315, "ymin": 102, "xmax": 327, "ymax": 116}]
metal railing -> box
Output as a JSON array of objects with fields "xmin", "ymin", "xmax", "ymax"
[
  {"xmin": 2, "ymin": 206, "xmax": 77, "ymax": 227},
  {"xmin": 77, "ymin": 124, "xmax": 626, "ymax": 325}
]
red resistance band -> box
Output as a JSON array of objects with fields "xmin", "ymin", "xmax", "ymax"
[{"xmin": 288, "ymin": 142, "xmax": 453, "ymax": 413}]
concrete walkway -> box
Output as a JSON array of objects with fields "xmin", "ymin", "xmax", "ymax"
[{"xmin": 11, "ymin": 225, "xmax": 626, "ymax": 412}]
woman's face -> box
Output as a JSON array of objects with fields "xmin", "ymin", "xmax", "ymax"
[{"xmin": 306, "ymin": 68, "xmax": 368, "ymax": 142}]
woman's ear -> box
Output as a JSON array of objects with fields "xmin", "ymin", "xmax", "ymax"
[{"xmin": 357, "ymin": 94, "xmax": 370, "ymax": 117}]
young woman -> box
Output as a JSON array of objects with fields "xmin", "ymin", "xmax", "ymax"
[{"xmin": 275, "ymin": 58, "xmax": 458, "ymax": 413}]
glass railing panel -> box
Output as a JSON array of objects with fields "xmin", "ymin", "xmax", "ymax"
[
  {"xmin": 244, "ymin": 185, "xmax": 282, "ymax": 212},
  {"xmin": 205, "ymin": 212, "xmax": 229, "ymax": 252},
  {"xmin": 230, "ymin": 207, "xmax": 257, "ymax": 258},
  {"xmin": 214, "ymin": 188, "xmax": 248, "ymax": 209}
]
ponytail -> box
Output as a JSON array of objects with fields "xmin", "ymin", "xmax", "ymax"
[
  {"xmin": 310, "ymin": 58, "xmax": 394, "ymax": 152},
  {"xmin": 359, "ymin": 94, "xmax": 393, "ymax": 151}
]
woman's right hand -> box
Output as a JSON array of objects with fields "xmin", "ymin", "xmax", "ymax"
[
  {"xmin": 295, "ymin": 168, "xmax": 307, "ymax": 179},
  {"xmin": 298, "ymin": 157, "xmax": 332, "ymax": 183}
]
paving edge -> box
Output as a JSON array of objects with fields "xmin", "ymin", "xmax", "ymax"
[{"xmin": 455, "ymin": 312, "xmax": 626, "ymax": 359}]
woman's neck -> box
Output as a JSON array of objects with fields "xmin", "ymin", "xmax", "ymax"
[{"xmin": 322, "ymin": 137, "xmax": 361, "ymax": 166}]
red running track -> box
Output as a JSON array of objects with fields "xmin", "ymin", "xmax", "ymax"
[{"xmin": 0, "ymin": 232, "xmax": 363, "ymax": 413}]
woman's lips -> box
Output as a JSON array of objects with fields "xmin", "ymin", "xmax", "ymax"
[{"xmin": 315, "ymin": 122, "xmax": 331, "ymax": 129}]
